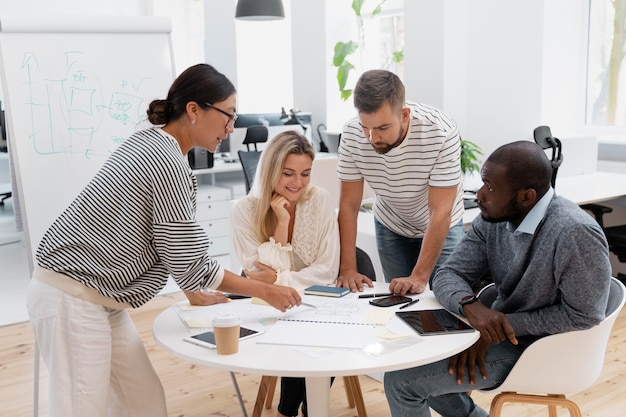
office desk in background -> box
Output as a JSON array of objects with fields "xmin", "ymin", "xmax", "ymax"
[
  {"xmin": 152, "ymin": 282, "xmax": 479, "ymax": 417},
  {"xmin": 357, "ymin": 171, "xmax": 626, "ymax": 281}
]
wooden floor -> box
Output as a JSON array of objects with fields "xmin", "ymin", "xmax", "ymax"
[{"xmin": 2, "ymin": 291, "xmax": 625, "ymax": 417}]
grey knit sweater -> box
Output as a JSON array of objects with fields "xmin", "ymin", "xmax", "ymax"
[{"xmin": 433, "ymin": 195, "xmax": 611, "ymax": 340}]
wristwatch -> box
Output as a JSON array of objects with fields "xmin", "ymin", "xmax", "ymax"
[{"xmin": 458, "ymin": 295, "xmax": 479, "ymax": 316}]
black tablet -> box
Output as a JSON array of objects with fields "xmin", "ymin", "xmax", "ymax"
[
  {"xmin": 396, "ymin": 309, "xmax": 474, "ymax": 335},
  {"xmin": 183, "ymin": 327, "xmax": 263, "ymax": 349}
]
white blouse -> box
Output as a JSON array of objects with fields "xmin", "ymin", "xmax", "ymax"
[{"xmin": 232, "ymin": 186, "xmax": 340, "ymax": 292}]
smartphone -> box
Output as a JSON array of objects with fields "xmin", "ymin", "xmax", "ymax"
[
  {"xmin": 369, "ymin": 294, "xmax": 412, "ymax": 307},
  {"xmin": 183, "ymin": 327, "xmax": 263, "ymax": 349}
]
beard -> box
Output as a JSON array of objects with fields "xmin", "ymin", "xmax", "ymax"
[
  {"xmin": 480, "ymin": 196, "xmax": 525, "ymax": 224},
  {"xmin": 372, "ymin": 125, "xmax": 406, "ymax": 155}
]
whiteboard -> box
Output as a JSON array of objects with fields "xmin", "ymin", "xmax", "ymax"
[{"xmin": 0, "ymin": 15, "xmax": 176, "ymax": 270}]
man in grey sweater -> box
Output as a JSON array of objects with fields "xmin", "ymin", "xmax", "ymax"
[{"xmin": 384, "ymin": 141, "xmax": 612, "ymax": 417}]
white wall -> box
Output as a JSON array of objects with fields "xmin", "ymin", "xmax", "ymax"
[
  {"xmin": 0, "ymin": 0, "xmax": 150, "ymax": 15},
  {"xmin": 0, "ymin": 0, "xmax": 204, "ymax": 76},
  {"xmin": 404, "ymin": 0, "xmax": 589, "ymax": 160},
  {"xmin": 0, "ymin": 0, "xmax": 597, "ymax": 160},
  {"xmin": 291, "ymin": 0, "xmax": 328, "ymax": 144},
  {"xmin": 203, "ymin": 0, "xmax": 238, "ymax": 86}
]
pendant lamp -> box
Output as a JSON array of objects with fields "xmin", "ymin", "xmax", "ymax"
[{"xmin": 235, "ymin": 0, "xmax": 285, "ymax": 21}]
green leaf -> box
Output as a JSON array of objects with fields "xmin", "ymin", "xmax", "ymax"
[
  {"xmin": 341, "ymin": 89, "xmax": 353, "ymax": 101},
  {"xmin": 372, "ymin": 0, "xmax": 388, "ymax": 17},
  {"xmin": 460, "ymin": 139, "xmax": 483, "ymax": 175},
  {"xmin": 333, "ymin": 41, "xmax": 359, "ymax": 67},
  {"xmin": 337, "ymin": 62, "xmax": 355, "ymax": 91},
  {"xmin": 391, "ymin": 50, "xmax": 404, "ymax": 63},
  {"xmin": 352, "ymin": 0, "xmax": 365, "ymax": 16}
]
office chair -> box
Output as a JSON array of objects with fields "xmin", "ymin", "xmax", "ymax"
[
  {"xmin": 533, "ymin": 127, "xmax": 626, "ymax": 280},
  {"xmin": 251, "ymin": 247, "xmax": 376, "ymax": 417},
  {"xmin": 0, "ymin": 188, "xmax": 11, "ymax": 206},
  {"xmin": 533, "ymin": 125, "xmax": 563, "ymax": 188},
  {"xmin": 477, "ymin": 277, "xmax": 625, "ymax": 417},
  {"xmin": 237, "ymin": 150, "xmax": 261, "ymax": 194},
  {"xmin": 580, "ymin": 203, "xmax": 626, "ymax": 269},
  {"xmin": 237, "ymin": 125, "xmax": 268, "ymax": 194},
  {"xmin": 242, "ymin": 125, "xmax": 269, "ymax": 151}
]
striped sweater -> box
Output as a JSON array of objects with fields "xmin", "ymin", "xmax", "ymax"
[
  {"xmin": 36, "ymin": 127, "xmax": 223, "ymax": 308},
  {"xmin": 337, "ymin": 101, "xmax": 464, "ymax": 238}
]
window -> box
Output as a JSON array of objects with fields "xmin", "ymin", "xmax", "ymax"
[
  {"xmin": 586, "ymin": 0, "xmax": 626, "ymax": 128},
  {"xmin": 327, "ymin": 0, "xmax": 405, "ymax": 129}
]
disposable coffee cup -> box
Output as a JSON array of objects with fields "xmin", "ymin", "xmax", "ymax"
[{"xmin": 212, "ymin": 313, "xmax": 241, "ymax": 355}]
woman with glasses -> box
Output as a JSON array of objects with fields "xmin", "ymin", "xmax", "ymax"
[
  {"xmin": 232, "ymin": 131, "xmax": 340, "ymax": 417},
  {"xmin": 27, "ymin": 63, "xmax": 301, "ymax": 417}
]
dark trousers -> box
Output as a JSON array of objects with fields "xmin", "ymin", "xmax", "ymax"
[{"xmin": 277, "ymin": 376, "xmax": 335, "ymax": 417}]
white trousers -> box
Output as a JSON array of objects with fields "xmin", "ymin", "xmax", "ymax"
[{"xmin": 27, "ymin": 278, "xmax": 168, "ymax": 417}]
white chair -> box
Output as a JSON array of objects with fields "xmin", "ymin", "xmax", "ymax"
[{"xmin": 478, "ymin": 277, "xmax": 625, "ymax": 417}]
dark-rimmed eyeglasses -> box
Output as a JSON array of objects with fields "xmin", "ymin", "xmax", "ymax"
[{"xmin": 204, "ymin": 103, "xmax": 238, "ymax": 127}]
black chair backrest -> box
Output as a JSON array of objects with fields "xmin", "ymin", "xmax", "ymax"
[
  {"xmin": 242, "ymin": 125, "xmax": 269, "ymax": 151},
  {"xmin": 238, "ymin": 150, "xmax": 261, "ymax": 193},
  {"xmin": 533, "ymin": 125, "xmax": 563, "ymax": 188},
  {"xmin": 355, "ymin": 247, "xmax": 376, "ymax": 281}
]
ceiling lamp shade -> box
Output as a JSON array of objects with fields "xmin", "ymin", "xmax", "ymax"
[{"xmin": 235, "ymin": 0, "xmax": 285, "ymax": 21}]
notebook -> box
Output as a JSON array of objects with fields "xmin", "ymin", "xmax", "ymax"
[
  {"xmin": 303, "ymin": 285, "xmax": 349, "ymax": 297},
  {"xmin": 256, "ymin": 299, "xmax": 385, "ymax": 349}
]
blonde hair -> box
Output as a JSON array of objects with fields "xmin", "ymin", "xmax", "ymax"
[{"xmin": 250, "ymin": 130, "xmax": 315, "ymax": 242}]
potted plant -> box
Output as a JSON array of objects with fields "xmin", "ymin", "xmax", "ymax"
[
  {"xmin": 332, "ymin": 0, "xmax": 403, "ymax": 101},
  {"xmin": 460, "ymin": 139, "xmax": 483, "ymax": 176}
]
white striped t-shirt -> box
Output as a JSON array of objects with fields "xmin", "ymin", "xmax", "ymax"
[
  {"xmin": 36, "ymin": 127, "xmax": 224, "ymax": 308},
  {"xmin": 337, "ymin": 101, "xmax": 464, "ymax": 238}
]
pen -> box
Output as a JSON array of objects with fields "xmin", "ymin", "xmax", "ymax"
[
  {"xmin": 226, "ymin": 294, "xmax": 251, "ymax": 300},
  {"xmin": 358, "ymin": 292, "xmax": 393, "ymax": 299},
  {"xmin": 399, "ymin": 299, "xmax": 420, "ymax": 309}
]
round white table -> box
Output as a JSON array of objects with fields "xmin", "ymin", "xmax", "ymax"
[{"xmin": 152, "ymin": 285, "xmax": 479, "ymax": 417}]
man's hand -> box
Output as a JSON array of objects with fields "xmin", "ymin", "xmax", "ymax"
[
  {"xmin": 244, "ymin": 261, "xmax": 277, "ymax": 284},
  {"xmin": 447, "ymin": 302, "xmax": 518, "ymax": 385},
  {"xmin": 388, "ymin": 276, "xmax": 428, "ymax": 295},
  {"xmin": 448, "ymin": 336, "xmax": 491, "ymax": 385},
  {"xmin": 337, "ymin": 269, "xmax": 374, "ymax": 292},
  {"xmin": 183, "ymin": 289, "xmax": 230, "ymax": 306},
  {"xmin": 464, "ymin": 302, "xmax": 518, "ymax": 345}
]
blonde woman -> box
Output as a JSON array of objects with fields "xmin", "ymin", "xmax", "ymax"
[{"xmin": 232, "ymin": 130, "xmax": 340, "ymax": 417}]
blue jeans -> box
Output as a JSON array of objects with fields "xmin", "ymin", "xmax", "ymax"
[
  {"xmin": 384, "ymin": 341, "xmax": 523, "ymax": 417},
  {"xmin": 375, "ymin": 219, "xmax": 465, "ymax": 283}
]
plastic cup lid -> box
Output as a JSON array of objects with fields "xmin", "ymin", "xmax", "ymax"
[{"xmin": 212, "ymin": 312, "xmax": 241, "ymax": 327}]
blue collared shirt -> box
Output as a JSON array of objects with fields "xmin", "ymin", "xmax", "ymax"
[{"xmin": 507, "ymin": 187, "xmax": 555, "ymax": 236}]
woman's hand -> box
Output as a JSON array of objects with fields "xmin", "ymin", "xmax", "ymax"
[
  {"xmin": 337, "ymin": 269, "xmax": 374, "ymax": 292},
  {"xmin": 244, "ymin": 261, "xmax": 278, "ymax": 284},
  {"xmin": 183, "ymin": 289, "xmax": 230, "ymax": 306},
  {"xmin": 260, "ymin": 284, "xmax": 302, "ymax": 312},
  {"xmin": 270, "ymin": 193, "xmax": 291, "ymax": 225},
  {"xmin": 270, "ymin": 193, "xmax": 291, "ymax": 246}
]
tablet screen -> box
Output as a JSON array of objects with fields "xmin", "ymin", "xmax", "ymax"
[
  {"xmin": 184, "ymin": 327, "xmax": 262, "ymax": 349},
  {"xmin": 396, "ymin": 309, "xmax": 474, "ymax": 335}
]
